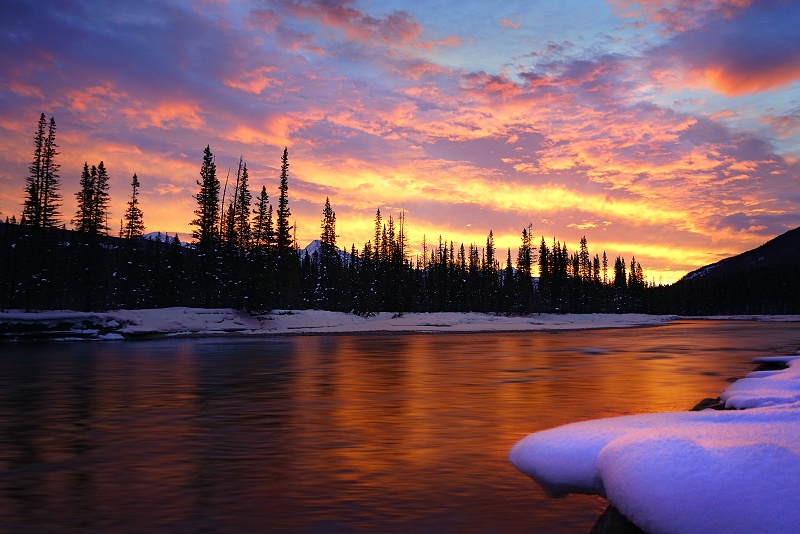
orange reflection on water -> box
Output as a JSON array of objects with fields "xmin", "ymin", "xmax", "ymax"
[{"xmin": 1, "ymin": 321, "xmax": 799, "ymax": 532}]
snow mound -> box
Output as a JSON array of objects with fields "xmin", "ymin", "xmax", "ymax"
[{"xmin": 509, "ymin": 354, "xmax": 800, "ymax": 533}]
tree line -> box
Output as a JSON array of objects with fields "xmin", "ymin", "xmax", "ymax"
[{"xmin": 3, "ymin": 113, "xmax": 659, "ymax": 314}]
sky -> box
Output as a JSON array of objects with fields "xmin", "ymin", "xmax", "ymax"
[{"xmin": 1, "ymin": 0, "xmax": 799, "ymax": 284}]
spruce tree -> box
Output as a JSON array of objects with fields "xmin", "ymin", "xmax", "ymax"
[
  {"xmin": 318, "ymin": 197, "xmax": 339, "ymax": 308},
  {"xmin": 234, "ymin": 163, "xmax": 252, "ymax": 249},
  {"xmin": 73, "ymin": 163, "xmax": 94, "ymax": 232},
  {"xmin": 276, "ymin": 147, "xmax": 292, "ymax": 254},
  {"xmin": 91, "ymin": 161, "xmax": 111, "ymax": 235},
  {"xmin": 40, "ymin": 117, "xmax": 61, "ymax": 228},
  {"xmin": 123, "ymin": 173, "xmax": 145, "ymax": 238},
  {"xmin": 21, "ymin": 113, "xmax": 46, "ymax": 226},
  {"xmin": 274, "ymin": 147, "xmax": 299, "ymax": 307},
  {"xmin": 191, "ymin": 145, "xmax": 220, "ymax": 249},
  {"xmin": 22, "ymin": 113, "xmax": 61, "ymax": 228},
  {"xmin": 252, "ymin": 186, "xmax": 270, "ymax": 251}
]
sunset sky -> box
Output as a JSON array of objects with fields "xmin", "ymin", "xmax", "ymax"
[{"xmin": 1, "ymin": 0, "xmax": 799, "ymax": 283}]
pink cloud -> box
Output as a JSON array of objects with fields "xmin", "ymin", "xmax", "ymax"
[
  {"xmin": 499, "ymin": 18, "xmax": 521, "ymax": 30},
  {"xmin": 645, "ymin": 1, "xmax": 800, "ymax": 96}
]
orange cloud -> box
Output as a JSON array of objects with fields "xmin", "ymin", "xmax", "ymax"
[{"xmin": 224, "ymin": 66, "xmax": 281, "ymax": 94}]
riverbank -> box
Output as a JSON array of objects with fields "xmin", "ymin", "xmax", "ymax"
[{"xmin": 0, "ymin": 307, "xmax": 683, "ymax": 341}]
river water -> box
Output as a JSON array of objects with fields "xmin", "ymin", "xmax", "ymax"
[{"xmin": 1, "ymin": 320, "xmax": 799, "ymax": 532}]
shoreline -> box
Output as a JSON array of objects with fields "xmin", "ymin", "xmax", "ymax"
[
  {"xmin": 0, "ymin": 308, "xmax": 676, "ymax": 342},
  {"xmin": 3, "ymin": 308, "xmax": 800, "ymax": 342}
]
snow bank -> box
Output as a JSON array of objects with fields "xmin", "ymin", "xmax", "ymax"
[
  {"xmin": 510, "ymin": 353, "xmax": 800, "ymax": 533},
  {"xmin": 0, "ymin": 308, "xmax": 673, "ymax": 340}
]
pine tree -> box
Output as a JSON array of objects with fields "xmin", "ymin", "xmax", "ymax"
[
  {"xmin": 274, "ymin": 147, "xmax": 299, "ymax": 307},
  {"xmin": 485, "ymin": 230, "xmax": 496, "ymax": 275},
  {"xmin": 613, "ymin": 256, "xmax": 627, "ymax": 288},
  {"xmin": 91, "ymin": 161, "xmax": 111, "ymax": 235},
  {"xmin": 276, "ymin": 147, "xmax": 292, "ymax": 254},
  {"xmin": 516, "ymin": 227, "xmax": 532, "ymax": 278},
  {"xmin": 318, "ymin": 197, "xmax": 340, "ymax": 308},
  {"xmin": 579, "ymin": 236, "xmax": 590, "ymax": 281},
  {"xmin": 123, "ymin": 173, "xmax": 145, "ymax": 238},
  {"xmin": 73, "ymin": 163, "xmax": 94, "ymax": 232},
  {"xmin": 252, "ymin": 186, "xmax": 271, "ymax": 251},
  {"xmin": 234, "ymin": 163, "xmax": 252, "ymax": 249},
  {"xmin": 22, "ymin": 114, "xmax": 61, "ymax": 228},
  {"xmin": 373, "ymin": 208, "xmax": 382, "ymax": 262},
  {"xmin": 40, "ymin": 117, "xmax": 61, "ymax": 228},
  {"xmin": 320, "ymin": 197, "xmax": 337, "ymax": 249},
  {"xmin": 191, "ymin": 145, "xmax": 220, "ymax": 249}
]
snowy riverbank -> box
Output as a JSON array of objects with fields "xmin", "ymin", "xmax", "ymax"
[
  {"xmin": 0, "ymin": 307, "xmax": 686, "ymax": 341},
  {"xmin": 510, "ymin": 352, "xmax": 800, "ymax": 533}
]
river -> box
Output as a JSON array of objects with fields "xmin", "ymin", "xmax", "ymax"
[{"xmin": 1, "ymin": 320, "xmax": 799, "ymax": 532}]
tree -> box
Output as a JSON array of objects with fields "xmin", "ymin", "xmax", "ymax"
[
  {"xmin": 320, "ymin": 197, "xmax": 337, "ymax": 249},
  {"xmin": 73, "ymin": 163, "xmax": 94, "ymax": 232},
  {"xmin": 40, "ymin": 117, "xmax": 61, "ymax": 228},
  {"xmin": 191, "ymin": 145, "xmax": 220, "ymax": 249},
  {"xmin": 613, "ymin": 256, "xmax": 627, "ymax": 288},
  {"xmin": 91, "ymin": 161, "xmax": 111, "ymax": 235},
  {"xmin": 579, "ymin": 236, "xmax": 590, "ymax": 281},
  {"xmin": 123, "ymin": 173, "xmax": 145, "ymax": 239},
  {"xmin": 373, "ymin": 208, "xmax": 382, "ymax": 262},
  {"xmin": 276, "ymin": 147, "xmax": 292, "ymax": 254},
  {"xmin": 72, "ymin": 161, "xmax": 110, "ymax": 235},
  {"xmin": 252, "ymin": 186, "xmax": 271, "ymax": 251},
  {"xmin": 22, "ymin": 113, "xmax": 61, "ymax": 228},
  {"xmin": 233, "ymin": 163, "xmax": 252, "ymax": 249},
  {"xmin": 317, "ymin": 197, "xmax": 340, "ymax": 308},
  {"xmin": 274, "ymin": 147, "xmax": 299, "ymax": 307}
]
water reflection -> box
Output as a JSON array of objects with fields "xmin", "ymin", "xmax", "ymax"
[{"xmin": 1, "ymin": 321, "xmax": 799, "ymax": 532}]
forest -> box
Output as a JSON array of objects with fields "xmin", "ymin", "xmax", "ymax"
[{"xmin": 3, "ymin": 113, "xmax": 796, "ymax": 315}]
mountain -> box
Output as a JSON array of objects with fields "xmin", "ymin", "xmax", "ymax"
[
  {"xmin": 663, "ymin": 226, "xmax": 800, "ymax": 314},
  {"xmin": 300, "ymin": 240, "xmax": 350, "ymax": 263}
]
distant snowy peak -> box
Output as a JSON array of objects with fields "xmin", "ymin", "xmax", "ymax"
[
  {"xmin": 143, "ymin": 232, "xmax": 189, "ymax": 246},
  {"xmin": 301, "ymin": 240, "xmax": 350, "ymax": 262}
]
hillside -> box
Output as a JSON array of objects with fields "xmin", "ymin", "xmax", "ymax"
[{"xmin": 661, "ymin": 227, "xmax": 800, "ymax": 314}]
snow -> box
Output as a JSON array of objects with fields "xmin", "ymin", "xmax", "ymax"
[
  {"xmin": 509, "ymin": 352, "xmax": 800, "ymax": 533},
  {"xmin": 0, "ymin": 308, "xmax": 674, "ymax": 340}
]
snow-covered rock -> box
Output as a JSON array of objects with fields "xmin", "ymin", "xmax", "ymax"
[{"xmin": 510, "ymin": 353, "xmax": 800, "ymax": 533}]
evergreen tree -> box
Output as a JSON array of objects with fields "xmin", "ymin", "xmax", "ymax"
[
  {"xmin": 123, "ymin": 173, "xmax": 145, "ymax": 239},
  {"xmin": 191, "ymin": 145, "xmax": 220, "ymax": 249},
  {"xmin": 276, "ymin": 147, "xmax": 292, "ymax": 254},
  {"xmin": 22, "ymin": 114, "xmax": 61, "ymax": 228},
  {"xmin": 21, "ymin": 113, "xmax": 46, "ymax": 226},
  {"xmin": 91, "ymin": 161, "xmax": 111, "ymax": 235},
  {"xmin": 516, "ymin": 227, "xmax": 532, "ymax": 278},
  {"xmin": 485, "ymin": 230, "xmax": 496, "ymax": 275},
  {"xmin": 234, "ymin": 163, "xmax": 252, "ymax": 249},
  {"xmin": 252, "ymin": 186, "xmax": 271, "ymax": 251},
  {"xmin": 373, "ymin": 208, "xmax": 382, "ymax": 262},
  {"xmin": 613, "ymin": 256, "xmax": 627, "ymax": 288},
  {"xmin": 40, "ymin": 117, "xmax": 61, "ymax": 228},
  {"xmin": 274, "ymin": 147, "xmax": 299, "ymax": 307},
  {"xmin": 73, "ymin": 163, "xmax": 94, "ymax": 232},
  {"xmin": 317, "ymin": 197, "xmax": 340, "ymax": 308},
  {"xmin": 579, "ymin": 236, "xmax": 590, "ymax": 281},
  {"xmin": 320, "ymin": 197, "xmax": 337, "ymax": 249}
]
